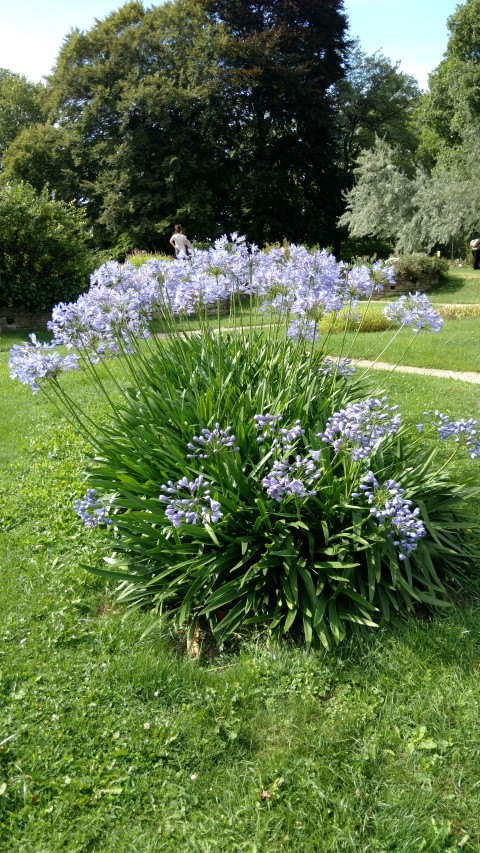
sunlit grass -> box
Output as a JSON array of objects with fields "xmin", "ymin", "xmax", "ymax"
[{"xmin": 1, "ymin": 327, "xmax": 480, "ymax": 849}]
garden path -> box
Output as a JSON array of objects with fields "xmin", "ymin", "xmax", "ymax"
[{"xmin": 355, "ymin": 360, "xmax": 480, "ymax": 384}]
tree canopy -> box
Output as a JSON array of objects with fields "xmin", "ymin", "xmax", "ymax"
[
  {"xmin": 6, "ymin": 0, "xmax": 480, "ymax": 255},
  {"xmin": 2, "ymin": 0, "xmax": 352, "ymax": 251},
  {"xmin": 0, "ymin": 70, "xmax": 45, "ymax": 165}
]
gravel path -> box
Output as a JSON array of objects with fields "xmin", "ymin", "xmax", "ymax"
[{"xmin": 355, "ymin": 360, "xmax": 480, "ymax": 384}]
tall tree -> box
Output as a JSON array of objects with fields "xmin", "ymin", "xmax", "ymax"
[
  {"xmin": 339, "ymin": 133, "xmax": 480, "ymax": 253},
  {"xmin": 336, "ymin": 43, "xmax": 420, "ymax": 179},
  {"xmin": 416, "ymin": 0, "xmax": 480, "ymax": 167},
  {"xmin": 199, "ymin": 0, "xmax": 349, "ymax": 245},
  {"xmin": 2, "ymin": 124, "xmax": 79, "ymax": 201},
  {"xmin": 14, "ymin": 1, "xmax": 226, "ymax": 250}
]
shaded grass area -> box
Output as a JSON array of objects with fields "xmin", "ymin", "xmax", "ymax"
[
  {"xmin": 427, "ymin": 267, "xmax": 480, "ymax": 304},
  {"xmin": 1, "ymin": 351, "xmax": 480, "ymax": 850}
]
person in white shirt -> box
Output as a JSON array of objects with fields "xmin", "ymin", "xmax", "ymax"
[
  {"xmin": 470, "ymin": 236, "xmax": 480, "ymax": 270},
  {"xmin": 169, "ymin": 224, "xmax": 192, "ymax": 259}
]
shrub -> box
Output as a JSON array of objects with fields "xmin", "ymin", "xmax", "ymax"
[
  {"xmin": 391, "ymin": 254, "xmax": 449, "ymax": 284},
  {"xmin": 438, "ymin": 304, "xmax": 480, "ymax": 320},
  {"xmin": 9, "ymin": 240, "xmax": 480, "ymax": 649},
  {"xmin": 0, "ymin": 181, "xmax": 94, "ymax": 311}
]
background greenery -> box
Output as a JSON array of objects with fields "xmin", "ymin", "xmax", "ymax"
[{"xmin": 0, "ymin": 0, "xmax": 421, "ymax": 256}]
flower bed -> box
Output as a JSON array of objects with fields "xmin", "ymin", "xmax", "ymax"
[{"xmin": 9, "ymin": 238, "xmax": 480, "ymax": 649}]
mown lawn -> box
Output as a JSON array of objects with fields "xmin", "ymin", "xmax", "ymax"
[
  {"xmin": 2, "ymin": 319, "xmax": 480, "ymax": 851},
  {"xmin": 428, "ymin": 267, "xmax": 480, "ymax": 304},
  {"xmin": 326, "ymin": 316, "xmax": 480, "ymax": 372}
]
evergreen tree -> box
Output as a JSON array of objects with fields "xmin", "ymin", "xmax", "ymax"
[{"xmin": 199, "ymin": 0, "xmax": 349, "ymax": 245}]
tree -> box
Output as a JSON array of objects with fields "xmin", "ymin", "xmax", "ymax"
[
  {"xmin": 336, "ymin": 43, "xmax": 420, "ymax": 180},
  {"xmin": 339, "ymin": 133, "xmax": 480, "ymax": 253},
  {"xmin": 338, "ymin": 137, "xmax": 414, "ymax": 248},
  {"xmin": 3, "ymin": 2, "xmax": 225, "ymax": 251},
  {"xmin": 2, "ymin": 124, "xmax": 79, "ymax": 202},
  {"xmin": 415, "ymin": 0, "xmax": 480, "ymax": 167},
  {"xmin": 0, "ymin": 69, "xmax": 45, "ymax": 165},
  {"xmin": 197, "ymin": 0, "xmax": 349, "ymax": 245}
]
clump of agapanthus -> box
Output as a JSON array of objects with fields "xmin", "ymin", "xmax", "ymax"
[
  {"xmin": 9, "ymin": 334, "xmax": 79, "ymax": 392},
  {"xmin": 426, "ymin": 411, "xmax": 480, "ymax": 459},
  {"xmin": 352, "ymin": 471, "xmax": 426, "ymax": 559},
  {"xmin": 187, "ymin": 424, "xmax": 240, "ymax": 459},
  {"xmin": 257, "ymin": 246, "xmax": 394, "ymax": 329},
  {"xmin": 75, "ymin": 488, "xmax": 113, "ymax": 528},
  {"xmin": 319, "ymin": 397, "xmax": 401, "ymax": 461},
  {"xmin": 262, "ymin": 453, "xmax": 322, "ymax": 502},
  {"xmin": 159, "ymin": 475, "xmax": 223, "ymax": 528},
  {"xmin": 382, "ymin": 292, "xmax": 443, "ymax": 332},
  {"xmin": 254, "ymin": 413, "xmax": 283, "ymax": 443},
  {"xmin": 319, "ymin": 356, "xmax": 356, "ymax": 379},
  {"xmin": 339, "ymin": 264, "xmax": 380, "ymax": 301}
]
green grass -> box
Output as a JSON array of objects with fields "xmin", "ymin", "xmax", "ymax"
[
  {"xmin": 326, "ymin": 317, "xmax": 480, "ymax": 372},
  {"xmin": 427, "ymin": 266, "xmax": 480, "ymax": 304},
  {"xmin": 2, "ymin": 337, "xmax": 480, "ymax": 850}
]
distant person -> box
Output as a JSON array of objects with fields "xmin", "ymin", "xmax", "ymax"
[
  {"xmin": 169, "ymin": 224, "xmax": 192, "ymax": 259},
  {"xmin": 470, "ymin": 236, "xmax": 480, "ymax": 269}
]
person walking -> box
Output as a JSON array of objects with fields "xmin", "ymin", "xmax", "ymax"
[
  {"xmin": 169, "ymin": 224, "xmax": 192, "ymax": 259},
  {"xmin": 470, "ymin": 236, "xmax": 480, "ymax": 269}
]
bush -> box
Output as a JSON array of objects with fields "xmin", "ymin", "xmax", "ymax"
[
  {"xmin": 391, "ymin": 254, "xmax": 449, "ymax": 284},
  {"xmin": 0, "ymin": 181, "xmax": 94, "ymax": 311},
  {"xmin": 9, "ymin": 240, "xmax": 480, "ymax": 650}
]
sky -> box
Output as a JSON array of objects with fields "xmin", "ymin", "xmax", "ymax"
[{"xmin": 1, "ymin": 0, "xmax": 462, "ymax": 90}]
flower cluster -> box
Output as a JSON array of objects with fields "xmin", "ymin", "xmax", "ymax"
[
  {"xmin": 287, "ymin": 319, "xmax": 319, "ymax": 343},
  {"xmin": 262, "ymin": 453, "xmax": 321, "ymax": 501},
  {"xmin": 9, "ymin": 334, "xmax": 79, "ymax": 392},
  {"xmin": 319, "ymin": 397, "xmax": 401, "ymax": 461},
  {"xmin": 382, "ymin": 292, "xmax": 443, "ymax": 333},
  {"xmin": 353, "ymin": 472, "xmax": 426, "ymax": 559},
  {"xmin": 187, "ymin": 424, "xmax": 239, "ymax": 459},
  {"xmin": 48, "ymin": 263, "xmax": 161, "ymax": 357},
  {"xmin": 10, "ymin": 238, "xmax": 442, "ymax": 396},
  {"xmin": 319, "ymin": 356, "xmax": 356, "ymax": 379},
  {"xmin": 254, "ymin": 413, "xmax": 304, "ymax": 451},
  {"xmin": 74, "ymin": 488, "xmax": 113, "ymax": 528},
  {"xmin": 428, "ymin": 411, "xmax": 480, "ymax": 459},
  {"xmin": 159, "ymin": 475, "xmax": 222, "ymax": 527}
]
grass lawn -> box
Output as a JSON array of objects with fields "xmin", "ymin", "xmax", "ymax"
[
  {"xmin": 326, "ymin": 316, "xmax": 480, "ymax": 373},
  {"xmin": 2, "ymin": 326, "xmax": 480, "ymax": 851},
  {"xmin": 428, "ymin": 267, "xmax": 480, "ymax": 304}
]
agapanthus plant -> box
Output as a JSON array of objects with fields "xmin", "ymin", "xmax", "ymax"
[{"xmin": 9, "ymin": 237, "xmax": 480, "ymax": 649}]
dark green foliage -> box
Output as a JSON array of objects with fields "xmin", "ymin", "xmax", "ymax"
[
  {"xmin": 339, "ymin": 234, "xmax": 393, "ymax": 262},
  {"xmin": 37, "ymin": 0, "xmax": 229, "ymax": 250},
  {"xmin": 11, "ymin": 0, "xmax": 351, "ymax": 250},
  {"xmin": 0, "ymin": 182, "xmax": 94, "ymax": 311},
  {"xmin": 200, "ymin": 0, "xmax": 349, "ymax": 245},
  {"xmin": 336, "ymin": 44, "xmax": 421, "ymax": 176},
  {"xmin": 2, "ymin": 124, "xmax": 79, "ymax": 203}
]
